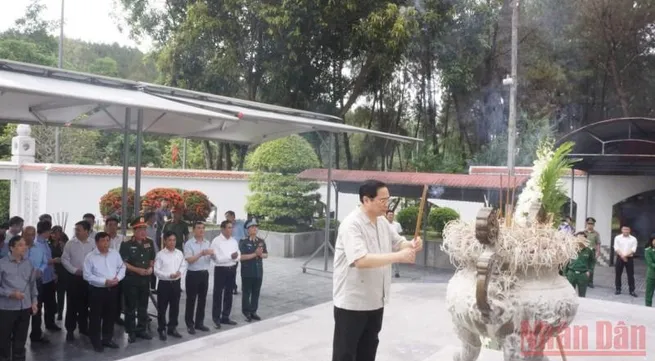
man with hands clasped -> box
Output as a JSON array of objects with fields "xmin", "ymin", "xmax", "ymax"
[
  {"xmin": 0, "ymin": 236, "xmax": 38, "ymax": 361},
  {"xmin": 332, "ymin": 180, "xmax": 422, "ymax": 361},
  {"xmin": 154, "ymin": 231, "xmax": 186, "ymax": 341},
  {"xmin": 210, "ymin": 220, "xmax": 240, "ymax": 329},
  {"xmin": 83, "ymin": 232, "xmax": 125, "ymax": 352},
  {"xmin": 119, "ymin": 217, "xmax": 157, "ymax": 343},
  {"xmin": 184, "ymin": 222, "xmax": 213, "ymax": 334},
  {"xmin": 614, "ymin": 225, "xmax": 638, "ymax": 297}
]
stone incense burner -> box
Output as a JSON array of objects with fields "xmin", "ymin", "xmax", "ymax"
[{"xmin": 442, "ymin": 206, "xmax": 579, "ymax": 361}]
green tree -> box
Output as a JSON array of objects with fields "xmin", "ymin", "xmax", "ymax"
[{"xmin": 245, "ymin": 135, "xmax": 320, "ymax": 229}]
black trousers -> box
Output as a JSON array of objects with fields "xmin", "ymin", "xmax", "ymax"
[
  {"xmin": 0, "ymin": 309, "xmax": 31, "ymax": 361},
  {"xmin": 150, "ymin": 274, "xmax": 157, "ymax": 290},
  {"xmin": 88, "ymin": 285, "xmax": 118, "ymax": 345},
  {"xmin": 212, "ymin": 266, "xmax": 236, "ymax": 323},
  {"xmin": 30, "ymin": 280, "xmax": 57, "ymax": 340},
  {"xmin": 157, "ymin": 279, "xmax": 181, "ymax": 332},
  {"xmin": 615, "ymin": 256, "xmax": 636, "ymax": 292},
  {"xmin": 115, "ymin": 281, "xmax": 124, "ymax": 322},
  {"xmin": 56, "ymin": 277, "xmax": 66, "ymax": 317},
  {"xmin": 332, "ymin": 306, "xmax": 384, "ymax": 361},
  {"xmin": 241, "ymin": 277, "xmax": 262, "ymax": 315},
  {"xmin": 123, "ymin": 278, "xmax": 150, "ymax": 334},
  {"xmin": 65, "ymin": 275, "xmax": 89, "ymax": 334},
  {"xmin": 185, "ymin": 270, "xmax": 208, "ymax": 328}
]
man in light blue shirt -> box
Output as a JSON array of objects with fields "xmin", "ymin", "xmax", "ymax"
[
  {"xmin": 83, "ymin": 231, "xmax": 125, "ymax": 352},
  {"xmin": 183, "ymin": 222, "xmax": 213, "ymax": 334},
  {"xmin": 35, "ymin": 221, "xmax": 60, "ymax": 332},
  {"xmin": 23, "ymin": 226, "xmax": 49, "ymax": 343}
]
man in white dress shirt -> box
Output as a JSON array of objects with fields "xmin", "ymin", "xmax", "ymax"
[
  {"xmin": 183, "ymin": 222, "xmax": 213, "ymax": 334},
  {"xmin": 104, "ymin": 216, "xmax": 127, "ymax": 325},
  {"xmin": 614, "ymin": 225, "xmax": 638, "ymax": 297},
  {"xmin": 83, "ymin": 232, "xmax": 125, "ymax": 352},
  {"xmin": 61, "ymin": 220, "xmax": 95, "ymax": 341},
  {"xmin": 154, "ymin": 230, "xmax": 186, "ymax": 341},
  {"xmin": 210, "ymin": 220, "xmax": 240, "ymax": 329}
]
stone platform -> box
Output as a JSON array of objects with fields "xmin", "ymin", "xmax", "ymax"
[{"xmin": 116, "ymin": 283, "xmax": 654, "ymax": 361}]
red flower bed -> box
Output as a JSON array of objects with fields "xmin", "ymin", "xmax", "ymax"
[
  {"xmin": 182, "ymin": 190, "xmax": 213, "ymax": 222},
  {"xmin": 99, "ymin": 187, "xmax": 135, "ymax": 220},
  {"xmin": 141, "ymin": 188, "xmax": 184, "ymax": 213}
]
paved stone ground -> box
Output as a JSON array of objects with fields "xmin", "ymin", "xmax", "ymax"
[
  {"xmin": 23, "ymin": 255, "xmax": 651, "ymax": 361},
  {"xmin": 118, "ymin": 283, "xmax": 653, "ymax": 361}
]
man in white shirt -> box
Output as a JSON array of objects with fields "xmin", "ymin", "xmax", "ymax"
[
  {"xmin": 103, "ymin": 216, "xmax": 127, "ymax": 325},
  {"xmin": 183, "ymin": 222, "xmax": 213, "ymax": 334},
  {"xmin": 61, "ymin": 220, "xmax": 95, "ymax": 341},
  {"xmin": 614, "ymin": 225, "xmax": 638, "ymax": 297},
  {"xmin": 332, "ymin": 180, "xmax": 422, "ymax": 361},
  {"xmin": 83, "ymin": 232, "xmax": 125, "ymax": 352},
  {"xmin": 154, "ymin": 230, "xmax": 186, "ymax": 341},
  {"xmin": 210, "ymin": 220, "xmax": 240, "ymax": 329},
  {"xmin": 83, "ymin": 213, "xmax": 97, "ymax": 241},
  {"xmin": 385, "ymin": 210, "xmax": 403, "ymax": 278}
]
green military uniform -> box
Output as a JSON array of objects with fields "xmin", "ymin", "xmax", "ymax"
[
  {"xmin": 163, "ymin": 220, "xmax": 189, "ymax": 252},
  {"xmin": 239, "ymin": 225, "xmax": 267, "ymax": 321},
  {"xmin": 565, "ymin": 246, "xmax": 596, "ymax": 297},
  {"xmin": 584, "ymin": 229, "xmax": 600, "ymax": 286},
  {"xmin": 645, "ymin": 247, "xmax": 655, "ymax": 307},
  {"xmin": 119, "ymin": 217, "xmax": 156, "ymax": 342}
]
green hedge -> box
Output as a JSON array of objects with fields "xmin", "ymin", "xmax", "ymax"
[
  {"xmin": 396, "ymin": 206, "xmax": 419, "ymax": 234},
  {"xmin": 428, "ymin": 207, "xmax": 460, "ymax": 233}
]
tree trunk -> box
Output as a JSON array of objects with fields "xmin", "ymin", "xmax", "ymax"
[
  {"xmin": 224, "ymin": 143, "xmax": 233, "ymax": 170},
  {"xmin": 608, "ymin": 50, "xmax": 630, "ymax": 117},
  {"xmin": 202, "ymin": 140, "xmax": 213, "ymax": 169},
  {"xmin": 216, "ymin": 141, "xmax": 224, "ymax": 170}
]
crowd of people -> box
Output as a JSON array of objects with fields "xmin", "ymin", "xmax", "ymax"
[{"xmin": 0, "ymin": 205, "xmax": 268, "ymax": 360}]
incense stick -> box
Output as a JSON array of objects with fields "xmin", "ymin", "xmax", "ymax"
[
  {"xmin": 413, "ymin": 185, "xmax": 429, "ymax": 241},
  {"xmin": 499, "ymin": 175, "xmax": 505, "ymax": 219}
]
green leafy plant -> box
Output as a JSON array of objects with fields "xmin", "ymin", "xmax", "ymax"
[
  {"xmin": 429, "ymin": 207, "xmax": 460, "ymax": 234},
  {"xmin": 396, "ymin": 206, "xmax": 419, "ymax": 234},
  {"xmin": 538, "ymin": 140, "xmax": 577, "ymax": 221},
  {"xmin": 245, "ymin": 136, "xmax": 321, "ymax": 231}
]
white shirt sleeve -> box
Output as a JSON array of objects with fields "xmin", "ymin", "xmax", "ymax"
[
  {"xmin": 153, "ymin": 251, "xmax": 167, "ymax": 280},
  {"xmin": 61, "ymin": 241, "xmax": 77, "ymax": 274}
]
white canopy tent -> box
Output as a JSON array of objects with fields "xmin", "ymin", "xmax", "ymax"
[{"xmin": 0, "ymin": 59, "xmax": 422, "ymax": 272}]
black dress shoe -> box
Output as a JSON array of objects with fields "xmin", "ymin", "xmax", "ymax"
[
  {"xmin": 630, "ymin": 292, "xmax": 638, "ymax": 297},
  {"xmin": 127, "ymin": 333, "xmax": 136, "ymax": 343},
  {"xmin": 221, "ymin": 319, "xmax": 237, "ymax": 325},
  {"xmin": 136, "ymin": 331, "xmax": 152, "ymax": 340},
  {"xmin": 167, "ymin": 329, "xmax": 182, "ymax": 338},
  {"xmin": 102, "ymin": 340, "xmax": 119, "ymax": 349},
  {"xmin": 243, "ymin": 313, "xmax": 252, "ymax": 322},
  {"xmin": 587, "ymin": 283, "xmax": 594, "ymax": 288},
  {"xmin": 195, "ymin": 325, "xmax": 210, "ymax": 332},
  {"xmin": 213, "ymin": 322, "xmax": 221, "ymax": 329},
  {"xmin": 187, "ymin": 327, "xmax": 196, "ymax": 335},
  {"xmin": 66, "ymin": 332, "xmax": 75, "ymax": 342},
  {"xmin": 250, "ymin": 313, "xmax": 261, "ymax": 321},
  {"xmin": 158, "ymin": 330, "xmax": 167, "ymax": 341},
  {"xmin": 615, "ymin": 290, "xmax": 621, "ymax": 295},
  {"xmin": 46, "ymin": 324, "xmax": 62, "ymax": 331}
]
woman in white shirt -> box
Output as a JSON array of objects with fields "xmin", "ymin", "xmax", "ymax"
[{"xmin": 153, "ymin": 231, "xmax": 187, "ymax": 341}]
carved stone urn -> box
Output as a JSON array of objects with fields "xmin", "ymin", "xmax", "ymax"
[{"xmin": 442, "ymin": 207, "xmax": 580, "ymax": 361}]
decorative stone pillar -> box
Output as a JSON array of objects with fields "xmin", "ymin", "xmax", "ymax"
[{"xmin": 11, "ymin": 124, "xmax": 35, "ymax": 164}]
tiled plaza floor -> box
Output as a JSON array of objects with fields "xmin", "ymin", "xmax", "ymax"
[{"xmin": 23, "ymin": 255, "xmax": 651, "ymax": 361}]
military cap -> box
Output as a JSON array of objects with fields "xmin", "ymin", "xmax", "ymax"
[
  {"xmin": 586, "ymin": 217, "xmax": 596, "ymax": 224},
  {"xmin": 245, "ymin": 219, "xmax": 259, "ymax": 229},
  {"xmin": 130, "ymin": 216, "xmax": 147, "ymax": 229}
]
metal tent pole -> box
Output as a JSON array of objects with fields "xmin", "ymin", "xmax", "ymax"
[
  {"xmin": 134, "ymin": 109, "xmax": 144, "ymax": 217},
  {"xmin": 302, "ymin": 132, "xmax": 335, "ymax": 273},
  {"xmin": 570, "ymin": 167, "xmax": 574, "ymax": 219},
  {"xmin": 54, "ymin": 0, "xmax": 64, "ymax": 164},
  {"xmin": 120, "ymin": 108, "xmax": 131, "ymax": 235}
]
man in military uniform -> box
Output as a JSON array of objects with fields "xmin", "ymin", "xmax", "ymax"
[
  {"xmin": 565, "ymin": 232, "xmax": 596, "ymax": 297},
  {"xmin": 119, "ymin": 216, "xmax": 156, "ymax": 343},
  {"xmin": 583, "ymin": 217, "xmax": 600, "ymax": 288},
  {"xmin": 238, "ymin": 219, "xmax": 267, "ymax": 322},
  {"xmin": 162, "ymin": 207, "xmax": 189, "ymax": 252}
]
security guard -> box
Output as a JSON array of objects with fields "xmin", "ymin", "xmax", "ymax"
[
  {"xmin": 583, "ymin": 217, "xmax": 600, "ymax": 288},
  {"xmin": 565, "ymin": 232, "xmax": 596, "ymax": 297},
  {"xmin": 119, "ymin": 216, "xmax": 156, "ymax": 343},
  {"xmin": 162, "ymin": 207, "xmax": 189, "ymax": 252},
  {"xmin": 645, "ymin": 235, "xmax": 655, "ymax": 307},
  {"xmin": 238, "ymin": 219, "xmax": 267, "ymax": 322}
]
